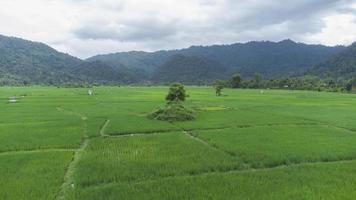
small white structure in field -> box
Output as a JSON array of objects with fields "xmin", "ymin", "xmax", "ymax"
[
  {"xmin": 8, "ymin": 96, "xmax": 17, "ymax": 103},
  {"xmin": 88, "ymin": 89, "xmax": 93, "ymax": 96}
]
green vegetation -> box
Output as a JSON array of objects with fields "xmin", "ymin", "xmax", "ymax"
[
  {"xmin": 149, "ymin": 83, "xmax": 195, "ymax": 121},
  {"xmin": 165, "ymin": 83, "xmax": 188, "ymax": 102},
  {"xmin": 231, "ymin": 73, "xmax": 242, "ymax": 88},
  {"xmin": 221, "ymin": 73, "xmax": 356, "ymax": 93},
  {"xmin": 89, "ymin": 39, "xmax": 346, "ymax": 84},
  {"xmin": 72, "ymin": 133, "xmax": 240, "ymax": 188},
  {"xmin": 213, "ymin": 80, "xmax": 226, "ymax": 96},
  {"xmin": 312, "ymin": 42, "xmax": 356, "ymax": 78},
  {"xmin": 193, "ymin": 125, "xmax": 356, "ymax": 168},
  {"xmin": 1, "ymin": 86, "xmax": 356, "ymax": 199},
  {"xmin": 148, "ymin": 102, "xmax": 195, "ymax": 122},
  {"xmin": 0, "ymin": 151, "xmax": 73, "ymax": 200},
  {"xmin": 67, "ymin": 161, "xmax": 356, "ymax": 200},
  {"xmin": 0, "ymin": 35, "xmax": 145, "ymax": 85},
  {"xmin": 2, "ymin": 34, "xmax": 352, "ymax": 86}
]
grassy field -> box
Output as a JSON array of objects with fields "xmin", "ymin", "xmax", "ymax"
[{"xmin": 1, "ymin": 86, "xmax": 356, "ymax": 199}]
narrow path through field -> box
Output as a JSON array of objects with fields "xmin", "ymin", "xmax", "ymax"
[
  {"xmin": 129, "ymin": 157, "xmax": 356, "ymax": 186},
  {"xmin": 240, "ymin": 107, "xmax": 356, "ymax": 134},
  {"xmin": 56, "ymin": 107, "xmax": 87, "ymax": 121},
  {"xmin": 86, "ymin": 156, "xmax": 356, "ymax": 190},
  {"xmin": 100, "ymin": 119, "xmax": 110, "ymax": 137},
  {"xmin": 54, "ymin": 106, "xmax": 90, "ymax": 200},
  {"xmin": 106, "ymin": 122, "xmax": 325, "ymax": 137},
  {"xmin": 56, "ymin": 138, "xmax": 89, "ymax": 200},
  {"xmin": 0, "ymin": 148, "xmax": 76, "ymax": 156},
  {"xmin": 183, "ymin": 130, "xmax": 237, "ymax": 157}
]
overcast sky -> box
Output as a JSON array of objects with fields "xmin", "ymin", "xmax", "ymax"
[{"xmin": 1, "ymin": 0, "xmax": 356, "ymax": 58}]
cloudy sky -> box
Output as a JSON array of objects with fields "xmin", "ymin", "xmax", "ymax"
[{"xmin": 0, "ymin": 0, "xmax": 356, "ymax": 58}]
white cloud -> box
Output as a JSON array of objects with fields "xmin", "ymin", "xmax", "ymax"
[
  {"xmin": 0, "ymin": 0, "xmax": 355, "ymax": 58},
  {"xmin": 303, "ymin": 13, "xmax": 356, "ymax": 46}
]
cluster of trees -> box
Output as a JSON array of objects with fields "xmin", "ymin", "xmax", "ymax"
[
  {"xmin": 213, "ymin": 74, "xmax": 356, "ymax": 93},
  {"xmin": 149, "ymin": 83, "xmax": 195, "ymax": 121}
]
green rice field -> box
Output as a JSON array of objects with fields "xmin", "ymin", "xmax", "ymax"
[{"xmin": 1, "ymin": 86, "xmax": 356, "ymax": 199}]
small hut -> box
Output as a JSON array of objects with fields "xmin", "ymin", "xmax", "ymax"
[
  {"xmin": 8, "ymin": 96, "xmax": 17, "ymax": 103},
  {"xmin": 88, "ymin": 89, "xmax": 93, "ymax": 96}
]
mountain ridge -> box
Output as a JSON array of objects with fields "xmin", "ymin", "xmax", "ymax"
[
  {"xmin": 0, "ymin": 34, "xmax": 353, "ymax": 85},
  {"xmin": 88, "ymin": 39, "xmax": 346, "ymax": 81}
]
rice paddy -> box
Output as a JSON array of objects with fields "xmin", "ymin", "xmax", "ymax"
[{"xmin": 1, "ymin": 86, "xmax": 356, "ymax": 199}]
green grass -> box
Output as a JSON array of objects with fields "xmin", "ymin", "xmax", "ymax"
[
  {"xmin": 174, "ymin": 108, "xmax": 312, "ymax": 130},
  {"xmin": 0, "ymin": 119, "xmax": 84, "ymax": 152},
  {"xmin": 106, "ymin": 113, "xmax": 178, "ymax": 134},
  {"xmin": 67, "ymin": 160, "xmax": 356, "ymax": 200},
  {"xmin": 0, "ymin": 151, "xmax": 73, "ymax": 200},
  {"xmin": 1, "ymin": 86, "xmax": 356, "ymax": 199},
  {"xmin": 192, "ymin": 125, "xmax": 356, "ymax": 167},
  {"xmin": 73, "ymin": 132, "xmax": 241, "ymax": 188}
]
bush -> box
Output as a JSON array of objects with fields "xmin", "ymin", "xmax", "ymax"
[{"xmin": 148, "ymin": 102, "xmax": 195, "ymax": 122}]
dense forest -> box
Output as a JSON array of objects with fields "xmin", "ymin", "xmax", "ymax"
[
  {"xmin": 89, "ymin": 39, "xmax": 345, "ymax": 80},
  {"xmin": 0, "ymin": 35, "xmax": 143, "ymax": 85},
  {"xmin": 311, "ymin": 42, "xmax": 356, "ymax": 78},
  {"xmin": 0, "ymin": 34, "xmax": 355, "ymax": 89}
]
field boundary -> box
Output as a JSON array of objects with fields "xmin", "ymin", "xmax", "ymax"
[
  {"xmin": 56, "ymin": 138, "xmax": 89, "ymax": 200},
  {"xmin": 0, "ymin": 148, "xmax": 77, "ymax": 156},
  {"xmin": 84, "ymin": 157, "xmax": 356, "ymax": 190},
  {"xmin": 54, "ymin": 106, "xmax": 91, "ymax": 200},
  {"xmin": 105, "ymin": 122, "xmax": 326, "ymax": 136},
  {"xmin": 100, "ymin": 119, "xmax": 111, "ymax": 137},
  {"xmin": 239, "ymin": 107, "xmax": 356, "ymax": 134},
  {"xmin": 56, "ymin": 107, "xmax": 88, "ymax": 121},
  {"xmin": 183, "ymin": 130, "xmax": 237, "ymax": 157}
]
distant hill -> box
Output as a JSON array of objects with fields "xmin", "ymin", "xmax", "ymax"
[
  {"xmin": 0, "ymin": 35, "xmax": 142, "ymax": 85},
  {"xmin": 88, "ymin": 40, "xmax": 345, "ymax": 81},
  {"xmin": 311, "ymin": 42, "xmax": 356, "ymax": 78},
  {"xmin": 152, "ymin": 55, "xmax": 230, "ymax": 84},
  {"xmin": 0, "ymin": 34, "xmax": 350, "ymax": 85},
  {"xmin": 0, "ymin": 35, "xmax": 82, "ymax": 84}
]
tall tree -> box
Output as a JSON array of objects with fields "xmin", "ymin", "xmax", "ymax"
[
  {"xmin": 253, "ymin": 73, "xmax": 262, "ymax": 88},
  {"xmin": 231, "ymin": 74, "xmax": 242, "ymax": 88},
  {"xmin": 165, "ymin": 83, "xmax": 187, "ymax": 102},
  {"xmin": 213, "ymin": 80, "xmax": 225, "ymax": 96}
]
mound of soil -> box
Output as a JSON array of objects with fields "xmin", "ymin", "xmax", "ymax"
[{"xmin": 148, "ymin": 102, "xmax": 195, "ymax": 122}]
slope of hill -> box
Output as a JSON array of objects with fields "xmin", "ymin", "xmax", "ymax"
[
  {"xmin": 0, "ymin": 35, "xmax": 142, "ymax": 85},
  {"xmin": 311, "ymin": 43, "xmax": 356, "ymax": 78},
  {"xmin": 88, "ymin": 51, "xmax": 170, "ymax": 73},
  {"xmin": 152, "ymin": 55, "xmax": 230, "ymax": 84},
  {"xmin": 88, "ymin": 40, "xmax": 345, "ymax": 79},
  {"xmin": 0, "ymin": 35, "xmax": 83, "ymax": 84},
  {"xmin": 0, "ymin": 34, "xmax": 350, "ymax": 85}
]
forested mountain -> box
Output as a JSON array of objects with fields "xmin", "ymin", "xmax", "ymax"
[
  {"xmin": 311, "ymin": 42, "xmax": 356, "ymax": 78},
  {"xmin": 152, "ymin": 55, "xmax": 230, "ymax": 84},
  {"xmin": 70, "ymin": 61, "xmax": 147, "ymax": 84},
  {"xmin": 0, "ymin": 34, "xmax": 353, "ymax": 86},
  {"xmin": 0, "ymin": 35, "xmax": 82, "ymax": 85},
  {"xmin": 89, "ymin": 40, "xmax": 345, "ymax": 80},
  {"xmin": 0, "ymin": 35, "xmax": 141, "ymax": 85}
]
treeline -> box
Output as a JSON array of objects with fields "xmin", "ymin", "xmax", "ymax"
[{"xmin": 219, "ymin": 74, "xmax": 356, "ymax": 93}]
